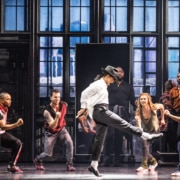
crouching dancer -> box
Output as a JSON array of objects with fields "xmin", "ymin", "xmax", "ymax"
[
  {"xmin": 0, "ymin": 92, "xmax": 24, "ymax": 173},
  {"xmin": 34, "ymin": 89, "xmax": 75, "ymax": 171},
  {"xmin": 76, "ymin": 65, "xmax": 163, "ymax": 177}
]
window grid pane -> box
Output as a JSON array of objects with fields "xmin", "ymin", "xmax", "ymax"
[
  {"xmin": 168, "ymin": 0, "xmax": 180, "ymax": 32},
  {"xmin": 104, "ymin": 1, "xmax": 128, "ymax": 32},
  {"xmin": 145, "ymin": 7, "xmax": 156, "ymax": 31},
  {"xmin": 133, "ymin": 0, "xmax": 156, "ymax": 32},
  {"xmin": 167, "ymin": 37, "xmax": 180, "ymax": 81},
  {"xmin": 4, "ymin": 0, "xmax": 29, "ymax": 31},
  {"xmin": 103, "ymin": 36, "xmax": 128, "ymax": 43},
  {"xmin": 70, "ymin": 1, "xmax": 90, "ymax": 32},
  {"xmin": 40, "ymin": 0, "xmax": 64, "ymax": 32}
]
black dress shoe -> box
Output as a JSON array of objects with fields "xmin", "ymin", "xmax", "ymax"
[{"xmin": 88, "ymin": 166, "xmax": 102, "ymax": 177}]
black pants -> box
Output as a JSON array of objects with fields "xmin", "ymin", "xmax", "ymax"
[
  {"xmin": 0, "ymin": 132, "xmax": 22, "ymax": 166},
  {"xmin": 91, "ymin": 104, "xmax": 142, "ymax": 161}
]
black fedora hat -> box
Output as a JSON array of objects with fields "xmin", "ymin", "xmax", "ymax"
[{"xmin": 101, "ymin": 65, "xmax": 118, "ymax": 82}]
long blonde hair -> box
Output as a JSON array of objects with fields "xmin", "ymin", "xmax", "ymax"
[{"xmin": 135, "ymin": 93, "xmax": 157, "ymax": 116}]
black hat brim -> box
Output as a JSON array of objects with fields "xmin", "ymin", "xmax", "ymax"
[{"xmin": 101, "ymin": 68, "xmax": 118, "ymax": 82}]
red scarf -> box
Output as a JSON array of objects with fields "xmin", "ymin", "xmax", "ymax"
[{"xmin": 0, "ymin": 105, "xmax": 8, "ymax": 114}]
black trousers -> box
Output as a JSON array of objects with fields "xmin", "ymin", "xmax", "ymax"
[
  {"xmin": 91, "ymin": 104, "xmax": 142, "ymax": 161},
  {"xmin": 0, "ymin": 132, "xmax": 22, "ymax": 166}
]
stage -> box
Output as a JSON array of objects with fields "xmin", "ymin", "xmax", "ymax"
[{"xmin": 0, "ymin": 163, "xmax": 179, "ymax": 180}]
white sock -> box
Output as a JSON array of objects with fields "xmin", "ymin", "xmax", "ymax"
[{"xmin": 91, "ymin": 161, "xmax": 98, "ymax": 170}]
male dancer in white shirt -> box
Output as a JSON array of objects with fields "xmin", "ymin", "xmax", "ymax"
[{"xmin": 76, "ymin": 65, "xmax": 163, "ymax": 177}]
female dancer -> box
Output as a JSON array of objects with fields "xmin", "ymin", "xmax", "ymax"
[{"xmin": 135, "ymin": 93, "xmax": 165, "ymax": 172}]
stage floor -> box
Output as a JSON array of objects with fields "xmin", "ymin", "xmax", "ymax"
[{"xmin": 0, "ymin": 162, "xmax": 179, "ymax": 180}]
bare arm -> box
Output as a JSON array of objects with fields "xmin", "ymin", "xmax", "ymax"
[
  {"xmin": 155, "ymin": 103, "xmax": 165, "ymax": 125},
  {"xmin": 135, "ymin": 115, "xmax": 142, "ymax": 128},
  {"xmin": 0, "ymin": 118, "xmax": 23, "ymax": 130},
  {"xmin": 164, "ymin": 110, "xmax": 180, "ymax": 122},
  {"xmin": 43, "ymin": 110, "xmax": 60, "ymax": 129},
  {"xmin": 76, "ymin": 109, "xmax": 89, "ymax": 133}
]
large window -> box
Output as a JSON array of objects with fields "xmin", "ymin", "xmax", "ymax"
[
  {"xmin": 103, "ymin": 0, "xmax": 158, "ymax": 98},
  {"xmin": 132, "ymin": 37, "xmax": 157, "ymax": 97},
  {"xmin": 39, "ymin": 36, "xmax": 63, "ymax": 104},
  {"xmin": 38, "ymin": 0, "xmax": 91, "ymax": 102}
]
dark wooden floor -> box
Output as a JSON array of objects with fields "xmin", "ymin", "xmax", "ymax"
[{"xmin": 0, "ymin": 162, "xmax": 179, "ymax": 180}]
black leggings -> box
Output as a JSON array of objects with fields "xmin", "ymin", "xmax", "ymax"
[{"xmin": 0, "ymin": 132, "xmax": 22, "ymax": 166}]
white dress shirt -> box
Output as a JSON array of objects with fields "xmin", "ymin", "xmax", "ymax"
[{"xmin": 80, "ymin": 78, "xmax": 109, "ymax": 118}]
